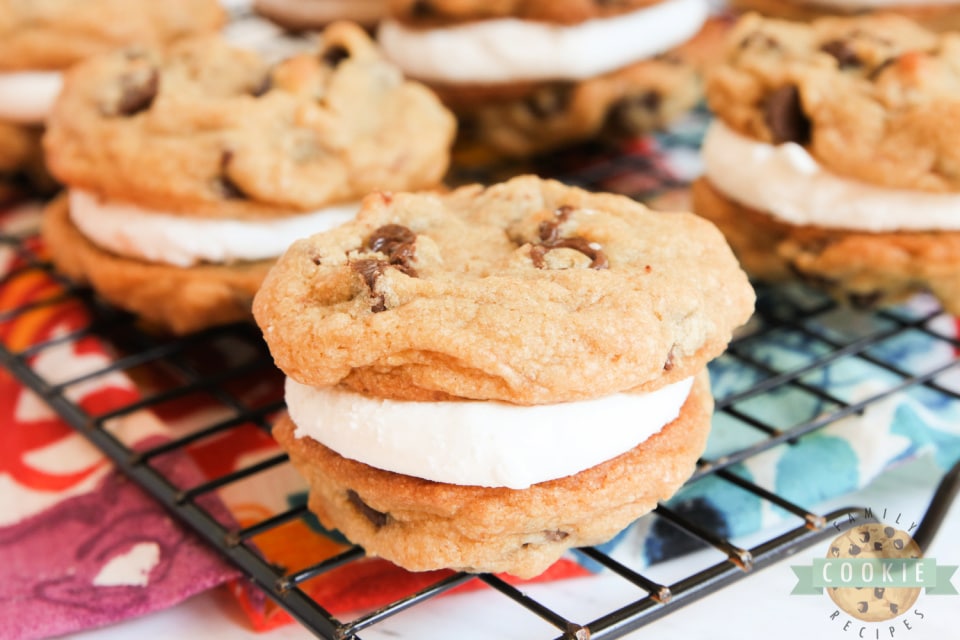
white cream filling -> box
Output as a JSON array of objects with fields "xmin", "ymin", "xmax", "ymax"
[
  {"xmin": 285, "ymin": 376, "xmax": 695, "ymax": 489},
  {"xmin": 68, "ymin": 189, "xmax": 358, "ymax": 267},
  {"xmin": 0, "ymin": 71, "xmax": 63, "ymax": 124},
  {"xmin": 377, "ymin": 0, "xmax": 709, "ymax": 84},
  {"xmin": 702, "ymin": 120, "xmax": 960, "ymax": 232}
]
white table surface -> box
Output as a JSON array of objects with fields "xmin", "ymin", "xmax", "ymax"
[{"xmin": 74, "ymin": 456, "xmax": 959, "ymax": 640}]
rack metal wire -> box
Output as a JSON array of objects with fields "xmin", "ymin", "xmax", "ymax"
[{"xmin": 2, "ymin": 139, "xmax": 959, "ymax": 639}]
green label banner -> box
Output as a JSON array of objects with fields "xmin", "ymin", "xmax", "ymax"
[{"xmin": 791, "ymin": 559, "xmax": 958, "ymax": 596}]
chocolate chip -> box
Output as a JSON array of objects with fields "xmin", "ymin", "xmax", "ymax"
[
  {"xmin": 858, "ymin": 530, "xmax": 871, "ymax": 543},
  {"xmin": 530, "ymin": 206, "xmax": 608, "ymax": 270},
  {"xmin": 251, "ymin": 74, "xmax": 273, "ymax": 97},
  {"xmin": 322, "ymin": 45, "xmax": 350, "ymax": 68},
  {"xmin": 893, "ymin": 538, "xmax": 905, "ymax": 550},
  {"xmin": 215, "ymin": 150, "xmax": 247, "ymax": 200},
  {"xmin": 365, "ymin": 224, "xmax": 418, "ymax": 277},
  {"xmin": 874, "ymin": 541, "xmax": 884, "ymax": 551},
  {"xmin": 410, "ymin": 0, "xmax": 434, "ymax": 17},
  {"xmin": 605, "ymin": 90, "xmax": 663, "ymax": 136},
  {"xmin": 738, "ymin": 31, "xmax": 780, "ymax": 51},
  {"xmin": 543, "ymin": 530, "xmax": 569, "ymax": 542},
  {"xmin": 525, "ymin": 84, "xmax": 573, "ymax": 119},
  {"xmin": 884, "ymin": 526, "xmax": 895, "ymax": 537},
  {"xmin": 346, "ymin": 490, "xmax": 388, "ymax": 528},
  {"xmin": 889, "ymin": 603, "xmax": 899, "ymax": 615},
  {"xmin": 874, "ymin": 588, "xmax": 886, "ymax": 599},
  {"xmin": 821, "ymin": 40, "xmax": 862, "ymax": 69},
  {"xmin": 764, "ymin": 85, "xmax": 811, "ymax": 145},
  {"xmin": 868, "ymin": 56, "xmax": 898, "ymax": 80},
  {"xmin": 352, "ymin": 259, "xmax": 389, "ymax": 313},
  {"xmin": 115, "ymin": 67, "xmax": 159, "ymax": 116},
  {"xmin": 664, "ymin": 346, "xmax": 677, "ymax": 372},
  {"xmin": 857, "ymin": 602, "xmax": 869, "ymax": 614},
  {"xmin": 849, "ymin": 544, "xmax": 862, "ymax": 555}
]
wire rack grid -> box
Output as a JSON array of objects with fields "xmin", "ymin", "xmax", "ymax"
[{"xmin": 2, "ymin": 146, "xmax": 959, "ymax": 639}]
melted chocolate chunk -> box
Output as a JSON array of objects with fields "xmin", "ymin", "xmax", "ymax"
[
  {"xmin": 251, "ymin": 74, "xmax": 273, "ymax": 97},
  {"xmin": 410, "ymin": 0, "xmax": 434, "ymax": 18},
  {"xmin": 764, "ymin": 85, "xmax": 811, "ymax": 145},
  {"xmin": 322, "ymin": 44, "xmax": 350, "ymax": 68},
  {"xmin": 115, "ymin": 67, "xmax": 159, "ymax": 116},
  {"xmin": 605, "ymin": 90, "xmax": 663, "ymax": 135},
  {"xmin": 346, "ymin": 490, "xmax": 388, "ymax": 528},
  {"xmin": 352, "ymin": 259, "xmax": 389, "ymax": 313},
  {"xmin": 738, "ymin": 31, "xmax": 780, "ymax": 51},
  {"xmin": 351, "ymin": 225, "xmax": 420, "ymax": 312},
  {"xmin": 530, "ymin": 206, "xmax": 608, "ymax": 270},
  {"xmin": 820, "ymin": 40, "xmax": 862, "ymax": 69},
  {"xmin": 365, "ymin": 224, "xmax": 418, "ymax": 277},
  {"xmin": 215, "ymin": 150, "xmax": 247, "ymax": 200},
  {"xmin": 869, "ymin": 56, "xmax": 898, "ymax": 80},
  {"xmin": 663, "ymin": 346, "xmax": 677, "ymax": 372}
]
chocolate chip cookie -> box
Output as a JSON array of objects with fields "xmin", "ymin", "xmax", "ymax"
[
  {"xmin": 0, "ymin": 0, "xmax": 225, "ymax": 197},
  {"xmin": 254, "ymin": 175, "xmax": 754, "ymax": 577},
  {"xmin": 254, "ymin": 0, "xmax": 387, "ymax": 30},
  {"xmin": 42, "ymin": 23, "xmax": 455, "ymax": 334},
  {"xmin": 378, "ymin": 0, "xmax": 719, "ymax": 157},
  {"xmin": 693, "ymin": 13, "xmax": 960, "ymax": 313},
  {"xmin": 730, "ymin": 0, "xmax": 960, "ymax": 33}
]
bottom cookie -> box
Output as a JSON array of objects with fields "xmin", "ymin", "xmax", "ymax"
[
  {"xmin": 729, "ymin": 0, "xmax": 960, "ymax": 32},
  {"xmin": 273, "ymin": 371, "xmax": 713, "ymax": 579},
  {"xmin": 41, "ymin": 194, "xmax": 272, "ymax": 334},
  {"xmin": 691, "ymin": 177, "xmax": 960, "ymax": 314},
  {"xmin": 0, "ymin": 122, "xmax": 56, "ymax": 201}
]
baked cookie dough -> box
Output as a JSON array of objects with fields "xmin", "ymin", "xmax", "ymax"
[
  {"xmin": 42, "ymin": 23, "xmax": 455, "ymax": 334},
  {"xmin": 729, "ymin": 0, "xmax": 960, "ymax": 33},
  {"xmin": 0, "ymin": 0, "xmax": 225, "ymax": 196},
  {"xmin": 378, "ymin": 0, "xmax": 716, "ymax": 156},
  {"xmin": 255, "ymin": 0, "xmax": 387, "ymax": 29},
  {"xmin": 255, "ymin": 175, "xmax": 754, "ymax": 576},
  {"xmin": 694, "ymin": 13, "xmax": 960, "ymax": 312}
]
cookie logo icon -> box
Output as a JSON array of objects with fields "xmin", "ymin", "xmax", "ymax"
[{"xmin": 825, "ymin": 524, "xmax": 921, "ymax": 622}]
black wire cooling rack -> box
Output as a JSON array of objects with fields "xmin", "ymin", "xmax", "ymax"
[{"xmin": 2, "ymin": 142, "xmax": 959, "ymax": 639}]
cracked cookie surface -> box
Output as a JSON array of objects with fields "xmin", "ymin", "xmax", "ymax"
[
  {"xmin": 708, "ymin": 12, "xmax": 960, "ymax": 193},
  {"xmin": 253, "ymin": 175, "xmax": 754, "ymax": 404},
  {"xmin": 44, "ymin": 22, "xmax": 456, "ymax": 219}
]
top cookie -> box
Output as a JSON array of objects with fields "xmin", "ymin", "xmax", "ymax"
[
  {"xmin": 0, "ymin": 0, "xmax": 225, "ymax": 71},
  {"xmin": 44, "ymin": 22, "xmax": 457, "ymax": 219},
  {"xmin": 388, "ymin": 0, "xmax": 662, "ymax": 26},
  {"xmin": 253, "ymin": 175, "xmax": 755, "ymax": 405},
  {"xmin": 708, "ymin": 12, "xmax": 960, "ymax": 193}
]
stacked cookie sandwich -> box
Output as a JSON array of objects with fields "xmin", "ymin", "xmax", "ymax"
[
  {"xmin": 254, "ymin": 175, "xmax": 754, "ymax": 578},
  {"xmin": 378, "ymin": 0, "xmax": 713, "ymax": 156},
  {"xmin": 730, "ymin": 0, "xmax": 960, "ymax": 32},
  {"xmin": 0, "ymin": 0, "xmax": 225, "ymax": 198},
  {"xmin": 693, "ymin": 13, "xmax": 960, "ymax": 313},
  {"xmin": 42, "ymin": 22, "xmax": 455, "ymax": 334}
]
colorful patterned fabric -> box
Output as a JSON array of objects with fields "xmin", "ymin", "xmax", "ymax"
[{"xmin": 3, "ymin": 107, "xmax": 960, "ymax": 638}]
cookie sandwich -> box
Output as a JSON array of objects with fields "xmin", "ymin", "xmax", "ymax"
[
  {"xmin": 693, "ymin": 13, "xmax": 960, "ymax": 313},
  {"xmin": 0, "ymin": 0, "xmax": 225, "ymax": 197},
  {"xmin": 377, "ymin": 0, "xmax": 713, "ymax": 157},
  {"xmin": 42, "ymin": 22, "xmax": 455, "ymax": 334},
  {"xmin": 254, "ymin": 175, "xmax": 755, "ymax": 578},
  {"xmin": 255, "ymin": 0, "xmax": 387, "ymax": 30},
  {"xmin": 729, "ymin": 0, "xmax": 960, "ymax": 33}
]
